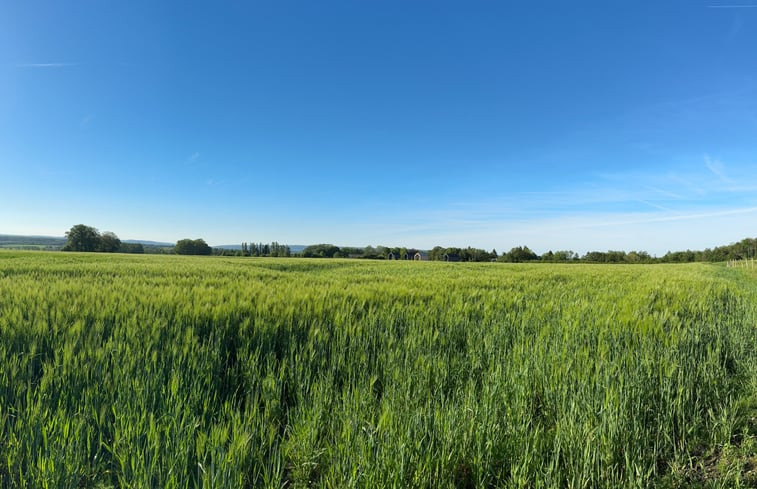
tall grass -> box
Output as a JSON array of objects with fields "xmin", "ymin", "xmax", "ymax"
[{"xmin": 1, "ymin": 251, "xmax": 756, "ymax": 488}]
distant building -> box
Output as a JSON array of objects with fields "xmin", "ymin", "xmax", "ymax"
[
  {"xmin": 387, "ymin": 250, "xmax": 427, "ymax": 260},
  {"xmin": 443, "ymin": 253, "xmax": 461, "ymax": 262}
]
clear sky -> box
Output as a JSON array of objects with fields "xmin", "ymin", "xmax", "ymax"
[{"xmin": 2, "ymin": 1, "xmax": 756, "ymax": 255}]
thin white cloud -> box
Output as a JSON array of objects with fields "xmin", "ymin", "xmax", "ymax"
[
  {"xmin": 17, "ymin": 63, "xmax": 78, "ymax": 68},
  {"xmin": 645, "ymin": 186, "xmax": 684, "ymax": 200},
  {"xmin": 636, "ymin": 200, "xmax": 674, "ymax": 212},
  {"xmin": 363, "ymin": 206, "xmax": 757, "ymax": 254},
  {"xmin": 667, "ymin": 173, "xmax": 708, "ymax": 196},
  {"xmin": 342, "ymin": 154, "xmax": 757, "ymax": 253},
  {"xmin": 721, "ymin": 184, "xmax": 757, "ymax": 193},
  {"xmin": 704, "ymin": 154, "xmax": 738, "ymax": 185},
  {"xmin": 194, "ymin": 153, "xmax": 757, "ymax": 252},
  {"xmin": 585, "ymin": 206, "xmax": 757, "ymax": 228}
]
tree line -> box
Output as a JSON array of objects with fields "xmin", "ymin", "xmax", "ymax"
[
  {"xmin": 60, "ymin": 224, "xmax": 757, "ymax": 263},
  {"xmin": 60, "ymin": 225, "xmax": 291, "ymax": 257},
  {"xmin": 241, "ymin": 242, "xmax": 291, "ymax": 257},
  {"xmin": 253, "ymin": 241, "xmax": 757, "ymax": 264}
]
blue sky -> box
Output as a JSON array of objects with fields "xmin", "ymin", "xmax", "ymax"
[{"xmin": 2, "ymin": 1, "xmax": 757, "ymax": 254}]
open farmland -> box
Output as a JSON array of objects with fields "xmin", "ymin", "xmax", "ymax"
[{"xmin": 1, "ymin": 252, "xmax": 757, "ymax": 488}]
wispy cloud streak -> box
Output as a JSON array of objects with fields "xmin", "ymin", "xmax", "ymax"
[
  {"xmin": 704, "ymin": 155, "xmax": 736, "ymax": 184},
  {"xmin": 636, "ymin": 200, "xmax": 674, "ymax": 212},
  {"xmin": 352, "ymin": 154, "xmax": 757, "ymax": 253},
  {"xmin": 17, "ymin": 63, "xmax": 78, "ymax": 68},
  {"xmin": 586, "ymin": 206, "xmax": 757, "ymax": 228}
]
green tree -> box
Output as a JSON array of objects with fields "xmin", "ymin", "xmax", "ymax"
[
  {"xmin": 302, "ymin": 244, "xmax": 340, "ymax": 258},
  {"xmin": 99, "ymin": 232, "xmax": 121, "ymax": 252},
  {"xmin": 429, "ymin": 246, "xmax": 445, "ymax": 261},
  {"xmin": 552, "ymin": 250, "xmax": 576, "ymax": 262},
  {"xmin": 119, "ymin": 242, "xmax": 144, "ymax": 254},
  {"xmin": 62, "ymin": 224, "xmax": 101, "ymax": 252},
  {"xmin": 174, "ymin": 239, "xmax": 194, "ymax": 255},
  {"xmin": 498, "ymin": 246, "xmax": 538, "ymax": 263},
  {"xmin": 174, "ymin": 239, "xmax": 212, "ymax": 255}
]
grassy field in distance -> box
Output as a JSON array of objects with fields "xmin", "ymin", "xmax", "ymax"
[{"xmin": 1, "ymin": 251, "xmax": 757, "ymax": 488}]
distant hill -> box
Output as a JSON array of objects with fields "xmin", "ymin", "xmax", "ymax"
[
  {"xmin": 0, "ymin": 234, "xmax": 306, "ymax": 253},
  {"xmin": 0, "ymin": 234, "xmax": 172, "ymax": 250},
  {"xmin": 213, "ymin": 244, "xmax": 243, "ymax": 250},
  {"xmin": 122, "ymin": 239, "xmax": 174, "ymax": 247},
  {"xmin": 0, "ymin": 234, "xmax": 66, "ymax": 250}
]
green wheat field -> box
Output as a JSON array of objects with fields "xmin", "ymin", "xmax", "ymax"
[{"xmin": 2, "ymin": 251, "xmax": 757, "ymax": 488}]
